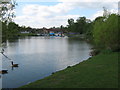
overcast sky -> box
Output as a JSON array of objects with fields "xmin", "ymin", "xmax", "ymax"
[{"xmin": 14, "ymin": 0, "xmax": 119, "ymax": 28}]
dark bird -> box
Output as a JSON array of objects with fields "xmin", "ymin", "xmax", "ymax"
[
  {"xmin": 11, "ymin": 61, "xmax": 19, "ymax": 67},
  {"xmin": 0, "ymin": 70, "xmax": 8, "ymax": 74}
]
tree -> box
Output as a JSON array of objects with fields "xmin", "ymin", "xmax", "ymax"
[
  {"xmin": 0, "ymin": 0, "xmax": 17, "ymax": 42},
  {"xmin": 93, "ymin": 14, "xmax": 120, "ymax": 51},
  {"xmin": 60, "ymin": 25, "xmax": 64, "ymax": 29},
  {"xmin": 66, "ymin": 17, "xmax": 93, "ymax": 35},
  {"xmin": 67, "ymin": 18, "xmax": 75, "ymax": 32},
  {"xmin": 68, "ymin": 18, "xmax": 74, "ymax": 26},
  {"xmin": 75, "ymin": 17, "xmax": 87, "ymax": 34},
  {"xmin": 0, "ymin": 0, "xmax": 17, "ymax": 23}
]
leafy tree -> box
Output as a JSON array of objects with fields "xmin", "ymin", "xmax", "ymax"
[
  {"xmin": 67, "ymin": 17, "xmax": 92, "ymax": 35},
  {"xmin": 67, "ymin": 18, "xmax": 75, "ymax": 32},
  {"xmin": 85, "ymin": 22, "xmax": 93, "ymax": 40},
  {"xmin": 0, "ymin": 0, "xmax": 17, "ymax": 42},
  {"xmin": 75, "ymin": 17, "xmax": 87, "ymax": 34},
  {"xmin": 93, "ymin": 14, "xmax": 120, "ymax": 51},
  {"xmin": 0, "ymin": 0, "xmax": 17, "ymax": 22},
  {"xmin": 7, "ymin": 22, "xmax": 19, "ymax": 37},
  {"xmin": 1, "ymin": 21, "xmax": 7, "ymax": 42},
  {"xmin": 68, "ymin": 18, "xmax": 74, "ymax": 26}
]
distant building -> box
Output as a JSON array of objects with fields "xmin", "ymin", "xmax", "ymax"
[{"xmin": 20, "ymin": 31, "xmax": 30, "ymax": 34}]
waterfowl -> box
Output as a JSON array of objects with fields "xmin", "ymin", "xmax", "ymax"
[
  {"xmin": 0, "ymin": 70, "xmax": 8, "ymax": 74},
  {"xmin": 11, "ymin": 61, "xmax": 19, "ymax": 67},
  {"xmin": 12, "ymin": 64, "xmax": 18, "ymax": 67}
]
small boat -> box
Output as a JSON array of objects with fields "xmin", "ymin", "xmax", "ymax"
[
  {"xmin": 0, "ymin": 70, "xmax": 8, "ymax": 74},
  {"xmin": 64, "ymin": 36, "xmax": 68, "ymax": 38}
]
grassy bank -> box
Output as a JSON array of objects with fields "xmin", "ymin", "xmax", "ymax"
[{"xmin": 20, "ymin": 51, "xmax": 119, "ymax": 88}]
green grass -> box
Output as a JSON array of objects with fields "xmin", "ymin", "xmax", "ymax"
[{"xmin": 20, "ymin": 51, "xmax": 119, "ymax": 88}]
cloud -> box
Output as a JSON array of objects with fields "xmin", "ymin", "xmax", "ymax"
[
  {"xmin": 90, "ymin": 9, "xmax": 118, "ymax": 20},
  {"xmin": 14, "ymin": 2, "xmax": 76, "ymax": 28},
  {"xmin": 58, "ymin": 0, "xmax": 118, "ymax": 11},
  {"xmin": 14, "ymin": 0, "xmax": 118, "ymax": 28},
  {"xmin": 15, "ymin": 15, "xmax": 79, "ymax": 28},
  {"xmin": 22, "ymin": 3, "xmax": 73, "ymax": 16},
  {"xmin": 58, "ymin": 0, "xmax": 119, "ymax": 2},
  {"xmin": 91, "ymin": 10, "xmax": 103, "ymax": 20},
  {"xmin": 14, "ymin": 4, "xmax": 80, "ymax": 28},
  {"xmin": 17, "ymin": 0, "xmax": 119, "ymax": 3}
]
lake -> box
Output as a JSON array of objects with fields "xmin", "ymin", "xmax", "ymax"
[{"xmin": 0, "ymin": 36, "xmax": 92, "ymax": 88}]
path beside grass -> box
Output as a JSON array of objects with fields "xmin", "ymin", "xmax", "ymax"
[{"xmin": 20, "ymin": 51, "xmax": 119, "ymax": 88}]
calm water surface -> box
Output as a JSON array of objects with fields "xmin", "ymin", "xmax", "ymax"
[{"xmin": 0, "ymin": 37, "xmax": 92, "ymax": 88}]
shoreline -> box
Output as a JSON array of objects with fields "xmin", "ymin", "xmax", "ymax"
[{"xmin": 20, "ymin": 51, "xmax": 118, "ymax": 88}]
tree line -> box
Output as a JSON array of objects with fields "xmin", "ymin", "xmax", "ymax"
[
  {"xmin": 1, "ymin": 21, "xmax": 43, "ymax": 42},
  {"xmin": 66, "ymin": 9, "xmax": 120, "ymax": 51}
]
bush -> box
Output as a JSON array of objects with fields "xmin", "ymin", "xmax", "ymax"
[{"xmin": 93, "ymin": 14, "xmax": 120, "ymax": 51}]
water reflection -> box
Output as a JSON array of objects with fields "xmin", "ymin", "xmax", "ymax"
[{"xmin": 1, "ymin": 37, "xmax": 92, "ymax": 88}]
